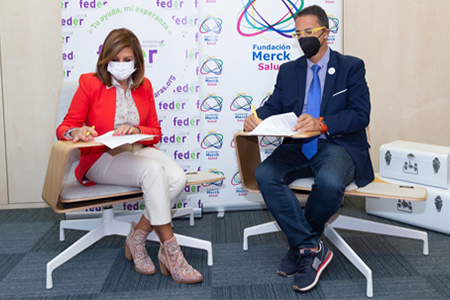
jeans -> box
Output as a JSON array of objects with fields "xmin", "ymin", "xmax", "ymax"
[{"xmin": 255, "ymin": 139, "xmax": 355, "ymax": 249}]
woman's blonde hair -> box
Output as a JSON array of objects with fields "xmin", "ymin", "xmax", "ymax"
[{"xmin": 95, "ymin": 28, "xmax": 145, "ymax": 89}]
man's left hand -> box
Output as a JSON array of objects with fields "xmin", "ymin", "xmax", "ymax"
[{"xmin": 292, "ymin": 114, "xmax": 321, "ymax": 132}]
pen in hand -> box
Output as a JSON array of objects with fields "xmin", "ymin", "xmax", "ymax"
[
  {"xmin": 251, "ymin": 104, "xmax": 259, "ymax": 120},
  {"xmin": 86, "ymin": 125, "xmax": 95, "ymax": 136}
]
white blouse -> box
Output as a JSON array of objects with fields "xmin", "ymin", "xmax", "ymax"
[{"xmin": 108, "ymin": 77, "xmax": 140, "ymax": 128}]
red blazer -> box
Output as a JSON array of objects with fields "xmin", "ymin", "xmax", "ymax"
[{"xmin": 57, "ymin": 73, "xmax": 162, "ymax": 186}]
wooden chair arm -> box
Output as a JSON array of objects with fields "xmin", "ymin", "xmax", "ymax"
[
  {"xmin": 42, "ymin": 141, "xmax": 76, "ymax": 211},
  {"xmin": 42, "ymin": 140, "xmax": 101, "ymax": 211},
  {"xmin": 234, "ymin": 132, "xmax": 262, "ymax": 193}
]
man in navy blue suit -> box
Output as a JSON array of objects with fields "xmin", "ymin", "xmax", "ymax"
[{"xmin": 244, "ymin": 5, "xmax": 374, "ymax": 292}]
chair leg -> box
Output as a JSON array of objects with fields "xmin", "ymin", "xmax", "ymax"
[
  {"xmin": 242, "ymin": 221, "xmax": 281, "ymax": 251},
  {"xmin": 329, "ymin": 215, "xmax": 429, "ymax": 255},
  {"xmin": 174, "ymin": 234, "xmax": 213, "ymax": 266},
  {"xmin": 324, "ymin": 225, "xmax": 374, "ymax": 298},
  {"xmin": 47, "ymin": 208, "xmax": 131, "ymax": 289},
  {"xmin": 147, "ymin": 231, "xmax": 213, "ymax": 266},
  {"xmin": 59, "ymin": 218, "xmax": 102, "ymax": 241},
  {"xmin": 47, "ymin": 219, "xmax": 108, "ymax": 289},
  {"xmin": 114, "ymin": 211, "xmax": 142, "ymax": 223},
  {"xmin": 171, "ymin": 207, "xmax": 195, "ymax": 226}
]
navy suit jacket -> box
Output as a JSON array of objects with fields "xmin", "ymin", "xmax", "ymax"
[{"xmin": 257, "ymin": 49, "xmax": 374, "ymax": 187}]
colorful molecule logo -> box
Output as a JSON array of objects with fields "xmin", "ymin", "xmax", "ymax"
[
  {"xmin": 201, "ymin": 130, "xmax": 224, "ymax": 149},
  {"xmin": 237, "ymin": 0, "xmax": 304, "ymax": 38},
  {"xmin": 200, "ymin": 15, "xmax": 223, "ymax": 34},
  {"xmin": 200, "ymin": 56, "xmax": 223, "ymax": 75},
  {"xmin": 328, "ymin": 14, "xmax": 339, "ymax": 34},
  {"xmin": 260, "ymin": 136, "xmax": 283, "ymax": 147},
  {"xmin": 230, "ymin": 93, "xmax": 253, "ymax": 112},
  {"xmin": 201, "ymin": 94, "xmax": 223, "ymax": 112},
  {"xmin": 230, "ymin": 129, "xmax": 244, "ymax": 148},
  {"xmin": 202, "ymin": 169, "xmax": 225, "ymax": 187},
  {"xmin": 231, "ymin": 170, "xmax": 242, "ymax": 186},
  {"xmin": 259, "ymin": 92, "xmax": 272, "ymax": 107}
]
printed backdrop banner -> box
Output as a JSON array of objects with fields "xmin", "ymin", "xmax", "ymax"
[
  {"xmin": 198, "ymin": 0, "xmax": 342, "ymax": 213},
  {"xmin": 61, "ymin": 0, "xmax": 342, "ymax": 215},
  {"xmin": 62, "ymin": 0, "xmax": 202, "ymax": 215}
]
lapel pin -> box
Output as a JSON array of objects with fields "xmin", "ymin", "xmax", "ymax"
[{"xmin": 328, "ymin": 67, "xmax": 335, "ymax": 75}]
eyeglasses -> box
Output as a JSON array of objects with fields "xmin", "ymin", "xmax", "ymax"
[{"xmin": 291, "ymin": 26, "xmax": 326, "ymax": 39}]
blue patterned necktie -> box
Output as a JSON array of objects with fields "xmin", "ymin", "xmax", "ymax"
[{"xmin": 302, "ymin": 64, "xmax": 321, "ymax": 160}]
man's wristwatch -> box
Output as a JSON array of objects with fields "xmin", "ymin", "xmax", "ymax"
[{"xmin": 318, "ymin": 117, "xmax": 328, "ymax": 134}]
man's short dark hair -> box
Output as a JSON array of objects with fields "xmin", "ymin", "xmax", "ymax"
[{"xmin": 295, "ymin": 5, "xmax": 329, "ymax": 29}]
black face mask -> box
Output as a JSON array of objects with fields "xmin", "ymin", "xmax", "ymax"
[{"xmin": 299, "ymin": 31, "xmax": 325, "ymax": 58}]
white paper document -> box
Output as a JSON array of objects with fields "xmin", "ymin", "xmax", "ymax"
[
  {"xmin": 248, "ymin": 112, "xmax": 298, "ymax": 136},
  {"xmin": 93, "ymin": 131, "xmax": 156, "ymax": 149}
]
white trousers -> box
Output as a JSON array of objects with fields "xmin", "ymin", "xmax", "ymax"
[{"xmin": 85, "ymin": 147, "xmax": 186, "ymax": 226}]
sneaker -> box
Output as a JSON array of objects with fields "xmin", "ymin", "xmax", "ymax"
[
  {"xmin": 292, "ymin": 241, "xmax": 333, "ymax": 292},
  {"xmin": 277, "ymin": 247, "xmax": 300, "ymax": 277}
]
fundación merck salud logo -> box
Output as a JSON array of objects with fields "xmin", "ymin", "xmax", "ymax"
[
  {"xmin": 204, "ymin": 168, "xmax": 224, "ymax": 198},
  {"xmin": 260, "ymin": 92, "xmax": 272, "ymax": 107},
  {"xmin": 237, "ymin": 0, "xmax": 304, "ymax": 38},
  {"xmin": 199, "ymin": 15, "xmax": 222, "ymax": 44},
  {"xmin": 232, "ymin": 170, "xmax": 248, "ymax": 196},
  {"xmin": 235, "ymin": 1, "xmax": 340, "ymax": 71},
  {"xmin": 201, "ymin": 56, "xmax": 223, "ymax": 75},
  {"xmin": 201, "ymin": 93, "xmax": 223, "ymax": 123},
  {"xmin": 236, "ymin": 1, "xmax": 339, "ymax": 38},
  {"xmin": 201, "ymin": 131, "xmax": 224, "ymax": 161},
  {"xmin": 201, "ymin": 131, "xmax": 224, "ymax": 150},
  {"xmin": 230, "ymin": 93, "xmax": 253, "ymax": 112},
  {"xmin": 260, "ymin": 136, "xmax": 283, "ymax": 147},
  {"xmin": 200, "ymin": 15, "xmax": 223, "ymax": 34},
  {"xmin": 201, "ymin": 94, "xmax": 223, "ymax": 112},
  {"xmin": 231, "ymin": 93, "xmax": 253, "ymax": 122},
  {"xmin": 202, "ymin": 169, "xmax": 225, "ymax": 187},
  {"xmin": 201, "ymin": 56, "xmax": 223, "ymax": 86}
]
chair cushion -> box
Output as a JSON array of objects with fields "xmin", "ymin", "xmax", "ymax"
[
  {"xmin": 289, "ymin": 177, "xmax": 358, "ymax": 191},
  {"xmin": 60, "ymin": 177, "xmax": 141, "ymax": 200}
]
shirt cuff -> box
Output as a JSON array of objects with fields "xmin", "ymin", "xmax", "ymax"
[{"xmin": 64, "ymin": 128, "xmax": 77, "ymax": 140}]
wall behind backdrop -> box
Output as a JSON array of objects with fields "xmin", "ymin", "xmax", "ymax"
[
  {"xmin": 343, "ymin": 0, "xmax": 450, "ymax": 171},
  {"xmin": 1, "ymin": 0, "xmax": 450, "ymax": 210}
]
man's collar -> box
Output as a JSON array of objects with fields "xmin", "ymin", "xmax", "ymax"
[{"xmin": 307, "ymin": 47, "xmax": 330, "ymax": 69}]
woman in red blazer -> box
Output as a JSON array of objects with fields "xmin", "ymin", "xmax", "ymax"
[{"xmin": 57, "ymin": 28, "xmax": 202, "ymax": 284}]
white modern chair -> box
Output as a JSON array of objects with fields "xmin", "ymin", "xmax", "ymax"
[
  {"xmin": 234, "ymin": 131, "xmax": 429, "ymax": 298},
  {"xmin": 42, "ymin": 82, "xmax": 225, "ymax": 289}
]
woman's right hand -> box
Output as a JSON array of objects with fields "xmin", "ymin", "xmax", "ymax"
[{"xmin": 70, "ymin": 126, "xmax": 97, "ymax": 142}]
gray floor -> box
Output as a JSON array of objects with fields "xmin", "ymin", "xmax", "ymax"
[{"xmin": 1, "ymin": 196, "xmax": 450, "ymax": 300}]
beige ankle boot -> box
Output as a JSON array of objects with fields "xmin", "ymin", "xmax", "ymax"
[
  {"xmin": 158, "ymin": 236, "xmax": 203, "ymax": 283},
  {"xmin": 125, "ymin": 222, "xmax": 156, "ymax": 275}
]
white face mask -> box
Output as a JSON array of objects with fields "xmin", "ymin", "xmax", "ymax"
[{"xmin": 107, "ymin": 61, "xmax": 136, "ymax": 81}]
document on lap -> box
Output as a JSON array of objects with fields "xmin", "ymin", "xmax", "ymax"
[
  {"xmin": 248, "ymin": 112, "xmax": 299, "ymax": 137},
  {"xmin": 92, "ymin": 130, "xmax": 156, "ymax": 149}
]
